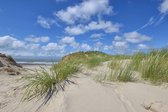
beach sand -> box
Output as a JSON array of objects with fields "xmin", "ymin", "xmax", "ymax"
[{"xmin": 0, "ymin": 63, "xmax": 168, "ymax": 112}]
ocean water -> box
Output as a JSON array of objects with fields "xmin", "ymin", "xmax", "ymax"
[{"xmin": 14, "ymin": 57, "xmax": 60, "ymax": 65}]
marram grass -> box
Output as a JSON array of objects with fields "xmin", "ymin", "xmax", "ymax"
[
  {"xmin": 108, "ymin": 61, "xmax": 134, "ymax": 82},
  {"xmin": 22, "ymin": 62, "xmax": 78, "ymax": 105},
  {"xmin": 141, "ymin": 54, "xmax": 168, "ymax": 84}
]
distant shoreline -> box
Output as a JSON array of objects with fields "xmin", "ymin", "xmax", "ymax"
[{"xmin": 17, "ymin": 62, "xmax": 58, "ymax": 66}]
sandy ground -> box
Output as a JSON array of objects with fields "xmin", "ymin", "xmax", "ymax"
[{"xmin": 0, "ymin": 63, "xmax": 168, "ymax": 112}]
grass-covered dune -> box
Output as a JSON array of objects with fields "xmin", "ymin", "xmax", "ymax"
[
  {"xmin": 23, "ymin": 49, "xmax": 168, "ymax": 106},
  {"xmin": 22, "ymin": 51, "xmax": 113, "ymax": 105},
  {"xmin": 61, "ymin": 51, "xmax": 113, "ymax": 68}
]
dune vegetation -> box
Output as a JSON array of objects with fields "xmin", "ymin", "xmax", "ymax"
[
  {"xmin": 22, "ymin": 51, "xmax": 113, "ymax": 104},
  {"xmin": 96, "ymin": 48, "xmax": 168, "ymax": 83},
  {"xmin": 23, "ymin": 48, "xmax": 168, "ymax": 105}
]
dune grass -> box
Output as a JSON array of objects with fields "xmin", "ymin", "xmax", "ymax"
[
  {"xmin": 141, "ymin": 53, "xmax": 168, "ymax": 84},
  {"xmin": 22, "ymin": 61, "xmax": 79, "ymax": 105},
  {"xmin": 22, "ymin": 51, "xmax": 112, "ymax": 104},
  {"xmin": 62, "ymin": 51, "xmax": 113, "ymax": 68},
  {"xmin": 97, "ymin": 48, "xmax": 168, "ymax": 83},
  {"xmin": 85, "ymin": 57, "xmax": 110, "ymax": 68},
  {"xmin": 108, "ymin": 61, "xmax": 134, "ymax": 82}
]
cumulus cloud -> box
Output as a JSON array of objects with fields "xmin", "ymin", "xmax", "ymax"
[
  {"xmin": 124, "ymin": 31, "xmax": 151, "ymax": 44},
  {"xmin": 90, "ymin": 33, "xmax": 104, "ymax": 38},
  {"xmin": 103, "ymin": 45, "xmax": 113, "ymax": 51},
  {"xmin": 37, "ymin": 16, "xmax": 56, "ymax": 29},
  {"xmin": 42, "ymin": 42, "xmax": 65, "ymax": 51},
  {"xmin": 138, "ymin": 44, "xmax": 149, "ymax": 50},
  {"xmin": 65, "ymin": 20, "xmax": 120, "ymax": 35},
  {"xmin": 65, "ymin": 25, "xmax": 85, "ymax": 35},
  {"xmin": 113, "ymin": 41, "xmax": 128, "ymax": 50},
  {"xmin": 159, "ymin": 0, "xmax": 168, "ymax": 14},
  {"xmin": 25, "ymin": 36, "xmax": 50, "ymax": 43},
  {"xmin": 55, "ymin": 0, "xmax": 112, "ymax": 24},
  {"xmin": 80, "ymin": 43, "xmax": 91, "ymax": 51},
  {"xmin": 114, "ymin": 35, "xmax": 122, "ymax": 41},
  {"xmin": 60, "ymin": 36, "xmax": 79, "ymax": 48},
  {"xmin": 26, "ymin": 44, "xmax": 40, "ymax": 50},
  {"xmin": 0, "ymin": 35, "xmax": 25, "ymax": 49}
]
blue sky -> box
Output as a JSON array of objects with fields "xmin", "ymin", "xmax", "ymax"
[{"xmin": 0, "ymin": 0, "xmax": 168, "ymax": 57}]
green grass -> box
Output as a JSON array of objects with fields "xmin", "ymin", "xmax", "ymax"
[
  {"xmin": 22, "ymin": 62, "xmax": 79, "ymax": 105},
  {"xmin": 85, "ymin": 57, "xmax": 110, "ymax": 68},
  {"xmin": 108, "ymin": 61, "xmax": 134, "ymax": 82},
  {"xmin": 109, "ymin": 60, "xmax": 121, "ymax": 69},
  {"xmin": 96, "ymin": 61, "xmax": 134, "ymax": 82},
  {"xmin": 22, "ymin": 51, "xmax": 113, "ymax": 105},
  {"xmin": 62, "ymin": 51, "xmax": 113, "ymax": 68},
  {"xmin": 141, "ymin": 54, "xmax": 168, "ymax": 84},
  {"xmin": 130, "ymin": 52, "xmax": 146, "ymax": 71}
]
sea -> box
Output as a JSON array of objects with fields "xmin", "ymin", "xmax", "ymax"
[{"xmin": 14, "ymin": 57, "xmax": 61, "ymax": 65}]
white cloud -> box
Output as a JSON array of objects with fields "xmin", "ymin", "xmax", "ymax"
[
  {"xmin": 55, "ymin": 0, "xmax": 112, "ymax": 24},
  {"xmin": 87, "ymin": 20, "xmax": 120, "ymax": 33},
  {"xmin": 103, "ymin": 45, "xmax": 113, "ymax": 51},
  {"xmin": 26, "ymin": 44, "xmax": 40, "ymax": 50},
  {"xmin": 60, "ymin": 36, "xmax": 79, "ymax": 48},
  {"xmin": 124, "ymin": 31, "xmax": 151, "ymax": 44},
  {"xmin": 80, "ymin": 43, "xmax": 91, "ymax": 51},
  {"xmin": 93, "ymin": 41, "xmax": 103, "ymax": 51},
  {"xmin": 90, "ymin": 33, "xmax": 104, "ymax": 38},
  {"xmin": 65, "ymin": 25, "xmax": 85, "ymax": 35},
  {"xmin": 65, "ymin": 20, "xmax": 120, "ymax": 35},
  {"xmin": 0, "ymin": 35, "xmax": 25, "ymax": 49},
  {"xmin": 113, "ymin": 41, "xmax": 128, "ymax": 49},
  {"xmin": 25, "ymin": 36, "xmax": 50, "ymax": 43},
  {"xmin": 138, "ymin": 44, "xmax": 149, "ymax": 50},
  {"xmin": 112, "ymin": 40, "xmax": 129, "ymax": 54},
  {"xmin": 114, "ymin": 35, "xmax": 122, "ymax": 41},
  {"xmin": 37, "ymin": 16, "xmax": 56, "ymax": 29},
  {"xmin": 159, "ymin": 0, "xmax": 168, "ymax": 14},
  {"xmin": 42, "ymin": 42, "xmax": 65, "ymax": 51}
]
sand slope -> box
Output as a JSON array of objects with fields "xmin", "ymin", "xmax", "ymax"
[{"xmin": 0, "ymin": 63, "xmax": 168, "ymax": 112}]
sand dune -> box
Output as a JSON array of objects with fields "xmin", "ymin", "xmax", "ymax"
[{"xmin": 0, "ymin": 63, "xmax": 168, "ymax": 112}]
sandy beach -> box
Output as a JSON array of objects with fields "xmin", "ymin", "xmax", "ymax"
[{"xmin": 0, "ymin": 62, "xmax": 168, "ymax": 112}]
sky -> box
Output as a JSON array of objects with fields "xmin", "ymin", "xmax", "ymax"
[{"xmin": 0, "ymin": 0, "xmax": 168, "ymax": 57}]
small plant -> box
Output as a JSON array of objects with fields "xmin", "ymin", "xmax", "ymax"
[{"xmin": 22, "ymin": 62, "xmax": 79, "ymax": 106}]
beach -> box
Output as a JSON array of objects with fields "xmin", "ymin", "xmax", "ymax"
[{"xmin": 0, "ymin": 62, "xmax": 168, "ymax": 112}]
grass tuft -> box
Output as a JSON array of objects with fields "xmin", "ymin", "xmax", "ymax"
[
  {"xmin": 108, "ymin": 61, "xmax": 134, "ymax": 82},
  {"xmin": 22, "ymin": 62, "xmax": 79, "ymax": 106}
]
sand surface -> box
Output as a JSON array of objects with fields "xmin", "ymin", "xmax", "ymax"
[{"xmin": 0, "ymin": 63, "xmax": 168, "ymax": 112}]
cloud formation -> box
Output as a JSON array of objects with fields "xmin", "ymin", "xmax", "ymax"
[
  {"xmin": 65, "ymin": 20, "xmax": 120, "ymax": 35},
  {"xmin": 37, "ymin": 16, "xmax": 56, "ymax": 29},
  {"xmin": 25, "ymin": 36, "xmax": 50, "ymax": 43},
  {"xmin": 159, "ymin": 0, "xmax": 168, "ymax": 14},
  {"xmin": 124, "ymin": 31, "xmax": 151, "ymax": 44},
  {"xmin": 55, "ymin": 0, "xmax": 112, "ymax": 24}
]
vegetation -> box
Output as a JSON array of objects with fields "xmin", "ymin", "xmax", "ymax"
[
  {"xmin": 110, "ymin": 62, "xmax": 134, "ymax": 82},
  {"xmin": 23, "ymin": 48, "xmax": 168, "ymax": 106},
  {"xmin": 97, "ymin": 48, "xmax": 168, "ymax": 84},
  {"xmin": 22, "ymin": 61, "xmax": 78, "ymax": 105},
  {"xmin": 62, "ymin": 51, "xmax": 113, "ymax": 68},
  {"xmin": 97, "ymin": 60, "xmax": 134, "ymax": 82},
  {"xmin": 23, "ymin": 51, "xmax": 112, "ymax": 105},
  {"xmin": 140, "ymin": 50, "xmax": 168, "ymax": 83}
]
